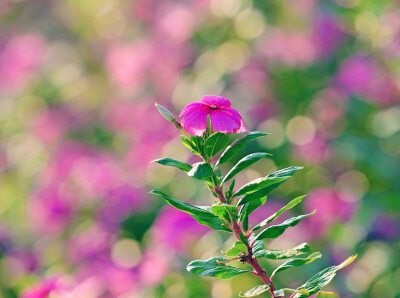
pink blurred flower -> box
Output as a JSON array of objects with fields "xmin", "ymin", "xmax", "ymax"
[
  {"xmin": 67, "ymin": 225, "xmax": 113, "ymax": 265},
  {"xmin": 152, "ymin": 206, "xmax": 208, "ymax": 253},
  {"xmin": 295, "ymin": 135, "xmax": 331, "ymax": 164},
  {"xmin": 157, "ymin": 4, "xmax": 195, "ymax": 42},
  {"xmin": 259, "ymin": 29, "xmax": 317, "ymax": 67},
  {"xmin": 312, "ymin": 15, "xmax": 346, "ymax": 58},
  {"xmin": 21, "ymin": 278, "xmax": 60, "ymax": 298},
  {"xmin": 29, "ymin": 186, "xmax": 75, "ymax": 235},
  {"xmin": 180, "ymin": 95, "xmax": 248, "ymax": 136},
  {"xmin": 335, "ymin": 55, "xmax": 399, "ymax": 105},
  {"xmin": 311, "ymin": 88, "xmax": 347, "ymax": 138},
  {"xmin": 106, "ymin": 41, "xmax": 151, "ymax": 87},
  {"xmin": 303, "ymin": 188, "xmax": 355, "ymax": 237},
  {"xmin": 138, "ymin": 251, "xmax": 170, "ymax": 286},
  {"xmin": 0, "ymin": 34, "xmax": 45, "ymax": 90}
]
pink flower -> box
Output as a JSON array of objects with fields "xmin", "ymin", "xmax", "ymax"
[{"xmin": 180, "ymin": 95, "xmax": 248, "ymax": 136}]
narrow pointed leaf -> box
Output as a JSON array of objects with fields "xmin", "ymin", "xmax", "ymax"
[
  {"xmin": 239, "ymin": 196, "xmax": 267, "ymax": 231},
  {"xmin": 211, "ymin": 203, "xmax": 238, "ymax": 221},
  {"xmin": 150, "ymin": 190, "xmax": 230, "ymax": 231},
  {"xmin": 239, "ymin": 285, "xmax": 270, "ymax": 297},
  {"xmin": 268, "ymin": 166, "xmax": 304, "ymax": 178},
  {"xmin": 188, "ymin": 162, "xmax": 214, "ymax": 180},
  {"xmin": 293, "ymin": 255, "xmax": 357, "ymax": 298},
  {"xmin": 222, "ymin": 152, "xmax": 271, "ymax": 184},
  {"xmin": 274, "ymin": 289, "xmax": 310, "ymax": 297},
  {"xmin": 152, "ymin": 158, "xmax": 192, "ymax": 172},
  {"xmin": 252, "ymin": 240, "xmax": 264, "ymax": 253},
  {"xmin": 187, "ymin": 257, "xmax": 249, "ymax": 279},
  {"xmin": 254, "ymin": 211, "xmax": 316, "ymax": 241},
  {"xmin": 225, "ymin": 241, "xmax": 248, "ymax": 257},
  {"xmin": 254, "ymin": 243, "xmax": 313, "ymax": 260},
  {"xmin": 234, "ymin": 176, "xmax": 288, "ymax": 198},
  {"xmin": 204, "ymin": 132, "xmax": 231, "ymax": 158},
  {"xmin": 271, "ymin": 252, "xmax": 322, "ymax": 278},
  {"xmin": 316, "ymin": 292, "xmax": 339, "ymax": 298},
  {"xmin": 238, "ymin": 167, "xmax": 303, "ymax": 204},
  {"xmin": 253, "ymin": 195, "xmax": 306, "ymax": 230},
  {"xmin": 181, "ymin": 136, "xmax": 198, "ymax": 153},
  {"xmin": 217, "ymin": 131, "xmax": 269, "ymax": 165},
  {"xmin": 225, "ymin": 179, "xmax": 235, "ymax": 199}
]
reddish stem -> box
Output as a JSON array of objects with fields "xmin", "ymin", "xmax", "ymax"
[{"xmin": 213, "ymin": 183, "xmax": 280, "ymax": 298}]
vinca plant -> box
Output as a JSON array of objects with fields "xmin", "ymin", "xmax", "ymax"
[{"xmin": 152, "ymin": 96, "xmax": 356, "ymax": 298}]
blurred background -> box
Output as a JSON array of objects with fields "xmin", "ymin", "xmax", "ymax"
[{"xmin": 0, "ymin": 0, "xmax": 399, "ymax": 297}]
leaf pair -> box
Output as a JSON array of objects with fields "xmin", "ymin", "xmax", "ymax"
[
  {"xmin": 186, "ymin": 257, "xmax": 249, "ymax": 279},
  {"xmin": 150, "ymin": 190, "xmax": 230, "ymax": 232}
]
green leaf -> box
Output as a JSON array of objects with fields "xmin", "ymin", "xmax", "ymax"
[
  {"xmin": 252, "ymin": 239, "xmax": 264, "ymax": 253},
  {"xmin": 222, "ymin": 152, "xmax": 271, "ymax": 184},
  {"xmin": 150, "ymin": 190, "xmax": 230, "ymax": 232},
  {"xmin": 239, "ymin": 285, "xmax": 270, "ymax": 297},
  {"xmin": 204, "ymin": 132, "xmax": 231, "ymax": 158},
  {"xmin": 217, "ymin": 131, "xmax": 269, "ymax": 165},
  {"xmin": 293, "ymin": 255, "xmax": 357, "ymax": 298},
  {"xmin": 239, "ymin": 196, "xmax": 267, "ymax": 231},
  {"xmin": 316, "ymin": 292, "xmax": 339, "ymax": 298},
  {"xmin": 268, "ymin": 166, "xmax": 304, "ymax": 178},
  {"xmin": 274, "ymin": 288, "xmax": 310, "ymax": 297},
  {"xmin": 181, "ymin": 135, "xmax": 197, "ymax": 153},
  {"xmin": 252, "ymin": 195, "xmax": 306, "ymax": 230},
  {"xmin": 187, "ymin": 257, "xmax": 249, "ymax": 279},
  {"xmin": 254, "ymin": 211, "xmax": 316, "ymax": 241},
  {"xmin": 225, "ymin": 179, "xmax": 235, "ymax": 199},
  {"xmin": 152, "ymin": 158, "xmax": 192, "ymax": 172},
  {"xmin": 188, "ymin": 162, "xmax": 214, "ymax": 180},
  {"xmin": 271, "ymin": 252, "xmax": 322, "ymax": 278},
  {"xmin": 225, "ymin": 241, "xmax": 248, "ymax": 257},
  {"xmin": 238, "ymin": 167, "xmax": 303, "ymax": 204},
  {"xmin": 254, "ymin": 243, "xmax": 313, "ymax": 260},
  {"xmin": 234, "ymin": 176, "xmax": 288, "ymax": 198},
  {"xmin": 211, "ymin": 203, "xmax": 238, "ymax": 221}
]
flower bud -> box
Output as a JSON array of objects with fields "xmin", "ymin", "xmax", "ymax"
[{"xmin": 155, "ymin": 103, "xmax": 176, "ymax": 122}]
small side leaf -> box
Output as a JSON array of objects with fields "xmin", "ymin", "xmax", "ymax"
[
  {"xmin": 225, "ymin": 179, "xmax": 235, "ymax": 199},
  {"xmin": 238, "ymin": 167, "xmax": 303, "ymax": 204},
  {"xmin": 316, "ymin": 292, "xmax": 339, "ymax": 298},
  {"xmin": 239, "ymin": 196, "xmax": 267, "ymax": 231},
  {"xmin": 271, "ymin": 252, "xmax": 322, "ymax": 278},
  {"xmin": 239, "ymin": 285, "xmax": 270, "ymax": 297},
  {"xmin": 254, "ymin": 211, "xmax": 316, "ymax": 241},
  {"xmin": 254, "ymin": 243, "xmax": 313, "ymax": 260},
  {"xmin": 222, "ymin": 152, "xmax": 271, "ymax": 184},
  {"xmin": 225, "ymin": 241, "xmax": 248, "ymax": 257},
  {"xmin": 204, "ymin": 132, "xmax": 231, "ymax": 158},
  {"xmin": 234, "ymin": 176, "xmax": 288, "ymax": 198},
  {"xmin": 187, "ymin": 257, "xmax": 249, "ymax": 279},
  {"xmin": 252, "ymin": 195, "xmax": 306, "ymax": 230},
  {"xmin": 188, "ymin": 162, "xmax": 214, "ymax": 180},
  {"xmin": 293, "ymin": 255, "xmax": 357, "ymax": 298},
  {"xmin": 150, "ymin": 190, "xmax": 230, "ymax": 231},
  {"xmin": 211, "ymin": 203, "xmax": 238, "ymax": 221},
  {"xmin": 217, "ymin": 131, "xmax": 269, "ymax": 165},
  {"xmin": 152, "ymin": 158, "xmax": 192, "ymax": 172},
  {"xmin": 181, "ymin": 135, "xmax": 198, "ymax": 153},
  {"xmin": 274, "ymin": 288, "xmax": 310, "ymax": 297}
]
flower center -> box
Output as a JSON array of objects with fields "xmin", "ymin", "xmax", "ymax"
[{"xmin": 210, "ymin": 105, "xmax": 218, "ymax": 109}]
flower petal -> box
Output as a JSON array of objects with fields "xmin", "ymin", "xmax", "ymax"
[
  {"xmin": 201, "ymin": 95, "xmax": 231, "ymax": 108},
  {"xmin": 179, "ymin": 101, "xmax": 208, "ymax": 118},
  {"xmin": 235, "ymin": 119, "xmax": 249, "ymax": 133},
  {"xmin": 181, "ymin": 107, "xmax": 209, "ymax": 136},
  {"xmin": 210, "ymin": 108, "xmax": 242, "ymax": 133}
]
